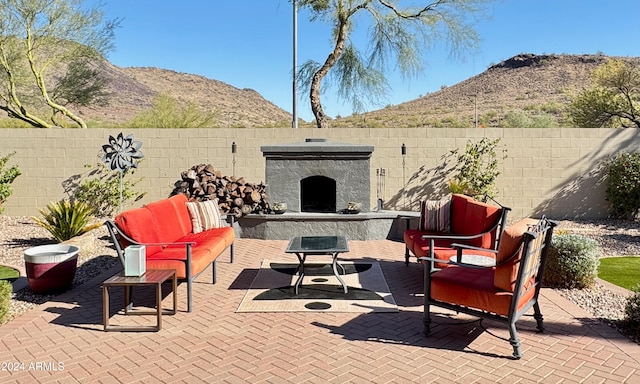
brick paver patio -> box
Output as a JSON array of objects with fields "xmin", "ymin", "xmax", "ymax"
[{"xmin": 1, "ymin": 238, "xmax": 639, "ymax": 383}]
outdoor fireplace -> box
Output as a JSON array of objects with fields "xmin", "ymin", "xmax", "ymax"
[{"xmin": 261, "ymin": 138, "xmax": 374, "ymax": 213}]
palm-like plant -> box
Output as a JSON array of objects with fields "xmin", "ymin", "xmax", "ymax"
[{"xmin": 33, "ymin": 200, "xmax": 102, "ymax": 242}]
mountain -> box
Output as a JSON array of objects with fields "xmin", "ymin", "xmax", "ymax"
[
  {"xmin": 74, "ymin": 62, "xmax": 292, "ymax": 128},
  {"xmin": 73, "ymin": 53, "xmax": 639, "ymax": 128},
  {"xmin": 329, "ymin": 53, "xmax": 640, "ymax": 128}
]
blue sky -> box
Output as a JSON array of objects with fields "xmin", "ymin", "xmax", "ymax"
[{"xmin": 100, "ymin": 1, "xmax": 640, "ymax": 122}]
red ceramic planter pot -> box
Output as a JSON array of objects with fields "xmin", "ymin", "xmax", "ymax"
[{"xmin": 24, "ymin": 244, "xmax": 79, "ymax": 294}]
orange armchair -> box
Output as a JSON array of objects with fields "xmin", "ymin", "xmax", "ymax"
[
  {"xmin": 404, "ymin": 194, "xmax": 510, "ymax": 267},
  {"xmin": 420, "ymin": 217, "xmax": 556, "ymax": 359}
]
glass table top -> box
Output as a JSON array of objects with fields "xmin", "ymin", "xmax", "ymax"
[{"xmin": 285, "ymin": 235, "xmax": 349, "ymax": 253}]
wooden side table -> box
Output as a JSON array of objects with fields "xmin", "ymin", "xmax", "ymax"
[{"xmin": 103, "ymin": 269, "xmax": 177, "ymax": 332}]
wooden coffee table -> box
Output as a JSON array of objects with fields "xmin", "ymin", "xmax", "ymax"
[
  {"xmin": 285, "ymin": 235, "xmax": 349, "ymax": 294},
  {"xmin": 102, "ymin": 269, "xmax": 177, "ymax": 332}
]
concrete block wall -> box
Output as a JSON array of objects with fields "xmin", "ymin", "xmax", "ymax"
[{"xmin": 1, "ymin": 127, "xmax": 638, "ymax": 220}]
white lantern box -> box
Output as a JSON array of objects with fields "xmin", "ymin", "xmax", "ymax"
[{"xmin": 124, "ymin": 245, "xmax": 146, "ymax": 277}]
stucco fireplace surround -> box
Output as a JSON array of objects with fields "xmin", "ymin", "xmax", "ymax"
[{"xmin": 261, "ymin": 138, "xmax": 373, "ymax": 213}]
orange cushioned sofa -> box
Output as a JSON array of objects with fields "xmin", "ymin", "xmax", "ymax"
[
  {"xmin": 105, "ymin": 193, "xmax": 235, "ymax": 312},
  {"xmin": 404, "ymin": 194, "xmax": 510, "ymax": 267}
]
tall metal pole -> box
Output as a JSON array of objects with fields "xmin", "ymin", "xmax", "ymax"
[{"xmin": 292, "ymin": 0, "xmax": 299, "ymax": 128}]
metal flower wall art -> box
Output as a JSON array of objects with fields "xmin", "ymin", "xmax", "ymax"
[
  {"xmin": 101, "ymin": 133, "xmax": 144, "ymax": 213},
  {"xmin": 102, "ymin": 133, "xmax": 144, "ymax": 173}
]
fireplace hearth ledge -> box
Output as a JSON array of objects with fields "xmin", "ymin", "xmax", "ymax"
[{"xmin": 233, "ymin": 210, "xmax": 420, "ymax": 241}]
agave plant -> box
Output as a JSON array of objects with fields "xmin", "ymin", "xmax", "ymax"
[{"xmin": 33, "ymin": 200, "xmax": 102, "ymax": 242}]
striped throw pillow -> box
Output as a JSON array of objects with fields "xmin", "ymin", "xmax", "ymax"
[
  {"xmin": 420, "ymin": 198, "xmax": 451, "ymax": 232},
  {"xmin": 185, "ymin": 199, "xmax": 224, "ymax": 233}
]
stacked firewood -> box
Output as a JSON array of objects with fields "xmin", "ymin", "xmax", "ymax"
[{"xmin": 171, "ymin": 164, "xmax": 271, "ymax": 217}]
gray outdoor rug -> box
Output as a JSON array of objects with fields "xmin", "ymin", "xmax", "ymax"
[{"xmin": 236, "ymin": 259, "xmax": 398, "ymax": 313}]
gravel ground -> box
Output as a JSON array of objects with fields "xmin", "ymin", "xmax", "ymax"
[
  {"xmin": 1, "ymin": 216, "xmax": 638, "ymax": 342},
  {"xmin": 0, "ymin": 216, "xmax": 120, "ymax": 324}
]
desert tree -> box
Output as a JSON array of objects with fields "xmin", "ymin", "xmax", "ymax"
[
  {"xmin": 296, "ymin": 0, "xmax": 491, "ymax": 128},
  {"xmin": 0, "ymin": 0, "xmax": 119, "ymax": 128},
  {"xmin": 568, "ymin": 58, "xmax": 640, "ymax": 128}
]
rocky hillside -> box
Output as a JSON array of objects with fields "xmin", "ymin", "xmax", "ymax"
[
  {"xmin": 73, "ymin": 62, "xmax": 292, "ymax": 128},
  {"xmin": 329, "ymin": 53, "xmax": 640, "ymax": 128},
  {"xmin": 30, "ymin": 53, "xmax": 640, "ymax": 128}
]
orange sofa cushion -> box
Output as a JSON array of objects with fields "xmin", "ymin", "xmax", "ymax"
[
  {"xmin": 146, "ymin": 237, "xmax": 226, "ymax": 279},
  {"xmin": 114, "ymin": 207, "xmax": 163, "ymax": 256},
  {"xmin": 430, "ymin": 265, "xmax": 536, "ymax": 317},
  {"xmin": 168, "ymin": 193, "xmax": 194, "ymax": 235},
  {"xmin": 145, "ymin": 194, "xmax": 192, "ymax": 243},
  {"xmin": 181, "ymin": 227, "xmax": 235, "ymax": 249}
]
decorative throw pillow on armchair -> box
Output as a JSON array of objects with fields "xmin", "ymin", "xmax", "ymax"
[{"xmin": 420, "ymin": 197, "xmax": 451, "ymax": 232}]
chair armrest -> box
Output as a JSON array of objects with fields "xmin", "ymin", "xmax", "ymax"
[
  {"xmin": 450, "ymin": 243, "xmax": 499, "ymax": 254},
  {"xmin": 449, "ymin": 243, "xmax": 499, "ymax": 265},
  {"xmin": 141, "ymin": 241, "xmax": 196, "ymax": 247},
  {"xmin": 420, "ymin": 232, "xmax": 487, "ymax": 241},
  {"xmin": 418, "ymin": 256, "xmax": 492, "ymax": 270}
]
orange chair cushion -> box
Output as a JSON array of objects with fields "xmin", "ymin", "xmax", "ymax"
[
  {"xmin": 494, "ymin": 218, "xmax": 539, "ymax": 292},
  {"xmin": 404, "ymin": 229, "xmax": 455, "ymax": 256},
  {"xmin": 450, "ymin": 194, "xmax": 472, "ymax": 234},
  {"xmin": 463, "ymin": 200, "xmax": 501, "ymax": 248},
  {"xmin": 418, "ymin": 247, "xmax": 497, "ymax": 268},
  {"xmin": 430, "ymin": 265, "xmax": 536, "ymax": 317}
]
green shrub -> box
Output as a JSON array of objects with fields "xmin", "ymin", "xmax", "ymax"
[
  {"xmin": 70, "ymin": 162, "xmax": 146, "ymax": 218},
  {"xmin": 622, "ymin": 284, "xmax": 640, "ymax": 338},
  {"xmin": 605, "ymin": 151, "xmax": 640, "ymax": 219},
  {"xmin": 33, "ymin": 200, "xmax": 102, "ymax": 242},
  {"xmin": 448, "ymin": 137, "xmax": 507, "ymax": 198},
  {"xmin": 0, "ymin": 280, "xmax": 11, "ymax": 324},
  {"xmin": 0, "ymin": 151, "xmax": 22, "ymax": 214},
  {"xmin": 127, "ymin": 93, "xmax": 217, "ymax": 128},
  {"xmin": 544, "ymin": 233, "xmax": 601, "ymax": 289}
]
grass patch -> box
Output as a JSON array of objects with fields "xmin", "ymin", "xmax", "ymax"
[
  {"xmin": 598, "ymin": 257, "xmax": 640, "ymax": 290},
  {"xmin": 0, "ymin": 265, "xmax": 19, "ymax": 281}
]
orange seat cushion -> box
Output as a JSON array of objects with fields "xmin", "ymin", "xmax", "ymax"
[
  {"xmin": 404, "ymin": 229, "xmax": 454, "ymax": 256},
  {"xmin": 181, "ymin": 228, "xmax": 234, "ymax": 249},
  {"xmin": 146, "ymin": 238, "xmax": 225, "ymax": 279},
  {"xmin": 430, "ymin": 265, "xmax": 535, "ymax": 317}
]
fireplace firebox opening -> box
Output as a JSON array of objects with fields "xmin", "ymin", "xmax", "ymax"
[{"xmin": 300, "ymin": 176, "xmax": 336, "ymax": 213}]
